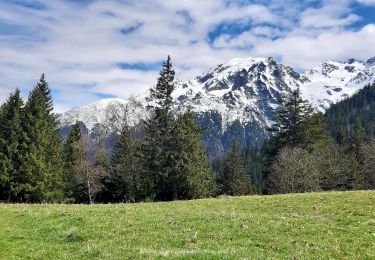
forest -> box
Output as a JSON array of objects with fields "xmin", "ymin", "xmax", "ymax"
[{"xmin": 0, "ymin": 56, "xmax": 374, "ymax": 204}]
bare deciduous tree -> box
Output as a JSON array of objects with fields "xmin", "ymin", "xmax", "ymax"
[{"xmin": 269, "ymin": 146, "xmax": 320, "ymax": 194}]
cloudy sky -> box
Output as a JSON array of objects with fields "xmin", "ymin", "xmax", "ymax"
[{"xmin": 1, "ymin": 0, "xmax": 375, "ymax": 112}]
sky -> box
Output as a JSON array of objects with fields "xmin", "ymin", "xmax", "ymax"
[{"xmin": 1, "ymin": 0, "xmax": 375, "ymax": 112}]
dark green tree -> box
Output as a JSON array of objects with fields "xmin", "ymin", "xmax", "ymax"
[
  {"xmin": 141, "ymin": 56, "xmax": 177, "ymax": 201},
  {"xmin": 268, "ymin": 88, "xmax": 314, "ymax": 150},
  {"xmin": 21, "ymin": 74, "xmax": 64, "ymax": 202},
  {"xmin": 351, "ymin": 118, "xmax": 366, "ymax": 160},
  {"xmin": 0, "ymin": 89, "xmax": 26, "ymax": 202},
  {"xmin": 218, "ymin": 139, "xmax": 253, "ymax": 196},
  {"xmin": 63, "ymin": 121, "xmax": 84, "ymax": 201},
  {"xmin": 170, "ymin": 112, "xmax": 214, "ymax": 199},
  {"xmin": 105, "ymin": 119, "xmax": 142, "ymax": 202},
  {"xmin": 300, "ymin": 112, "xmax": 332, "ymax": 151}
]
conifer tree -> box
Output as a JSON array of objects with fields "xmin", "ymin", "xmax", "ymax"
[
  {"xmin": 105, "ymin": 119, "xmax": 141, "ymax": 202},
  {"xmin": 63, "ymin": 121, "xmax": 83, "ymax": 201},
  {"xmin": 170, "ymin": 112, "xmax": 214, "ymax": 199},
  {"xmin": 0, "ymin": 89, "xmax": 26, "ymax": 202},
  {"xmin": 21, "ymin": 74, "xmax": 64, "ymax": 202},
  {"xmin": 141, "ymin": 56, "xmax": 176, "ymax": 201},
  {"xmin": 336, "ymin": 126, "xmax": 347, "ymax": 146},
  {"xmin": 268, "ymin": 88, "xmax": 314, "ymax": 150},
  {"xmin": 300, "ymin": 112, "xmax": 333, "ymax": 151},
  {"xmin": 351, "ymin": 118, "xmax": 366, "ymax": 160},
  {"xmin": 218, "ymin": 139, "xmax": 252, "ymax": 196}
]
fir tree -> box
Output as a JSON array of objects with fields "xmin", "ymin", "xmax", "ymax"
[
  {"xmin": 105, "ymin": 119, "xmax": 141, "ymax": 202},
  {"xmin": 170, "ymin": 112, "xmax": 214, "ymax": 199},
  {"xmin": 218, "ymin": 139, "xmax": 252, "ymax": 196},
  {"xmin": 264, "ymin": 88, "xmax": 314, "ymax": 193},
  {"xmin": 351, "ymin": 118, "xmax": 366, "ymax": 160},
  {"xmin": 268, "ymin": 88, "xmax": 314, "ymax": 150},
  {"xmin": 336, "ymin": 126, "xmax": 347, "ymax": 146},
  {"xmin": 141, "ymin": 56, "xmax": 176, "ymax": 201},
  {"xmin": 63, "ymin": 121, "xmax": 83, "ymax": 201},
  {"xmin": 0, "ymin": 89, "xmax": 26, "ymax": 202},
  {"xmin": 21, "ymin": 74, "xmax": 64, "ymax": 202},
  {"xmin": 300, "ymin": 112, "xmax": 332, "ymax": 151}
]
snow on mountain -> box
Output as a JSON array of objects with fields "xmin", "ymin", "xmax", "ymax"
[
  {"xmin": 170, "ymin": 57, "xmax": 307, "ymax": 128},
  {"xmin": 301, "ymin": 57, "xmax": 375, "ymax": 109},
  {"xmin": 60, "ymin": 96, "xmax": 146, "ymax": 134},
  {"xmin": 59, "ymin": 56, "xmax": 375, "ymax": 154}
]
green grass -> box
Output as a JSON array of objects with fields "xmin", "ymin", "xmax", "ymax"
[{"xmin": 0, "ymin": 191, "xmax": 374, "ymax": 259}]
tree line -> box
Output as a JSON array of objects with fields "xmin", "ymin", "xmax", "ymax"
[
  {"xmin": 0, "ymin": 57, "xmax": 374, "ymax": 203},
  {"xmin": 0, "ymin": 57, "xmax": 254, "ymax": 203},
  {"xmin": 264, "ymin": 86, "xmax": 375, "ymax": 194}
]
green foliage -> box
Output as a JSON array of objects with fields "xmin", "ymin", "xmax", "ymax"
[
  {"xmin": 170, "ymin": 112, "xmax": 214, "ymax": 199},
  {"xmin": 104, "ymin": 120, "xmax": 142, "ymax": 202},
  {"xmin": 141, "ymin": 56, "xmax": 177, "ymax": 201},
  {"xmin": 20, "ymin": 75, "xmax": 64, "ymax": 202},
  {"xmin": 63, "ymin": 122, "xmax": 85, "ymax": 202},
  {"xmin": 326, "ymin": 82, "xmax": 375, "ymax": 138},
  {"xmin": 300, "ymin": 112, "xmax": 332, "ymax": 151},
  {"xmin": 0, "ymin": 89, "xmax": 26, "ymax": 202},
  {"xmin": 268, "ymin": 88, "xmax": 314, "ymax": 150},
  {"xmin": 359, "ymin": 139, "xmax": 375, "ymax": 189},
  {"xmin": 265, "ymin": 88, "xmax": 334, "ymax": 193},
  {"xmin": 218, "ymin": 140, "xmax": 253, "ymax": 196},
  {"xmin": 243, "ymin": 147, "xmax": 266, "ymax": 194},
  {"xmin": 351, "ymin": 118, "xmax": 367, "ymax": 160}
]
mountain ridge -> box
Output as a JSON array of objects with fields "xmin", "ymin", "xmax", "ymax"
[{"xmin": 60, "ymin": 56, "xmax": 375, "ymax": 156}]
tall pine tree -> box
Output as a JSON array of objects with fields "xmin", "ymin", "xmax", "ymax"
[
  {"xmin": 268, "ymin": 88, "xmax": 314, "ymax": 150},
  {"xmin": 63, "ymin": 121, "xmax": 84, "ymax": 201},
  {"xmin": 21, "ymin": 74, "xmax": 64, "ymax": 202},
  {"xmin": 141, "ymin": 56, "xmax": 176, "ymax": 201},
  {"xmin": 170, "ymin": 112, "xmax": 214, "ymax": 199},
  {"xmin": 105, "ymin": 119, "xmax": 142, "ymax": 202},
  {"xmin": 218, "ymin": 139, "xmax": 253, "ymax": 196},
  {"xmin": 0, "ymin": 89, "xmax": 27, "ymax": 202}
]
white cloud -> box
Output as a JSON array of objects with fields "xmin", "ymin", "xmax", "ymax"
[
  {"xmin": 356, "ymin": 0, "xmax": 375, "ymax": 5},
  {"xmin": 0, "ymin": 0, "xmax": 374, "ymax": 112}
]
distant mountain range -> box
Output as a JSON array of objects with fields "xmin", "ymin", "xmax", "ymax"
[{"xmin": 60, "ymin": 56, "xmax": 375, "ymax": 157}]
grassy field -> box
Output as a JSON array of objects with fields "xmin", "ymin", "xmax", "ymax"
[{"xmin": 0, "ymin": 191, "xmax": 374, "ymax": 259}]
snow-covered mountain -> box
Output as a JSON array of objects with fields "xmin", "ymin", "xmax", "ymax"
[
  {"xmin": 302, "ymin": 57, "xmax": 375, "ymax": 109},
  {"xmin": 60, "ymin": 56, "xmax": 375, "ymax": 156}
]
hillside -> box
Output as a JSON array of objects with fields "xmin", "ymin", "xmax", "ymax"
[
  {"xmin": 0, "ymin": 191, "xmax": 374, "ymax": 259},
  {"xmin": 60, "ymin": 56, "xmax": 375, "ymax": 157},
  {"xmin": 326, "ymin": 82, "xmax": 375, "ymax": 137}
]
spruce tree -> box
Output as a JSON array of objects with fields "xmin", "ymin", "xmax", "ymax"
[
  {"xmin": 0, "ymin": 89, "xmax": 26, "ymax": 202},
  {"xmin": 171, "ymin": 112, "xmax": 214, "ymax": 199},
  {"xmin": 141, "ymin": 56, "xmax": 176, "ymax": 201},
  {"xmin": 351, "ymin": 118, "xmax": 366, "ymax": 160},
  {"xmin": 21, "ymin": 74, "xmax": 64, "ymax": 202},
  {"xmin": 300, "ymin": 112, "xmax": 333, "ymax": 151},
  {"xmin": 63, "ymin": 121, "xmax": 83, "ymax": 201},
  {"xmin": 218, "ymin": 139, "xmax": 252, "ymax": 196},
  {"xmin": 106, "ymin": 119, "xmax": 141, "ymax": 202},
  {"xmin": 268, "ymin": 88, "xmax": 314, "ymax": 150}
]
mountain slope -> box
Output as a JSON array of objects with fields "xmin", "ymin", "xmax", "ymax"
[
  {"xmin": 60, "ymin": 56, "xmax": 375, "ymax": 157},
  {"xmin": 302, "ymin": 58, "xmax": 375, "ymax": 109},
  {"xmin": 326, "ymin": 82, "xmax": 375, "ymax": 137}
]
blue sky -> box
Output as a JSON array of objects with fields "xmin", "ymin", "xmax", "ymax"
[{"xmin": 0, "ymin": 0, "xmax": 375, "ymax": 112}]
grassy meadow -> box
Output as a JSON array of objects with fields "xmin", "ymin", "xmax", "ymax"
[{"xmin": 0, "ymin": 191, "xmax": 374, "ymax": 259}]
